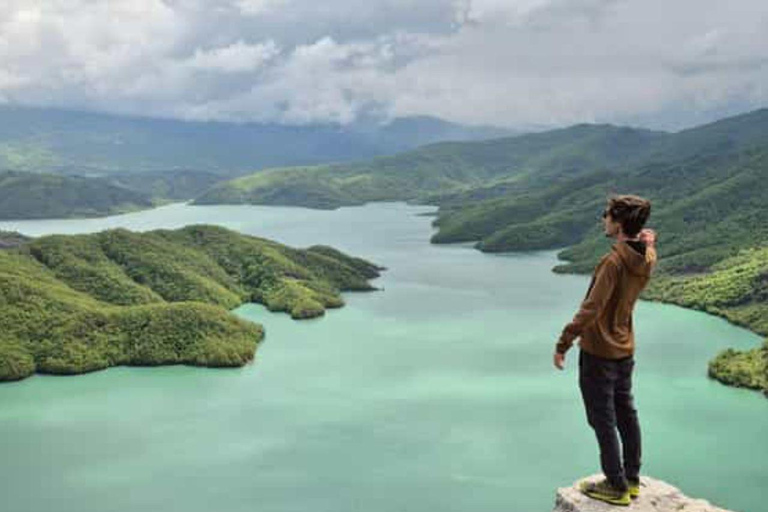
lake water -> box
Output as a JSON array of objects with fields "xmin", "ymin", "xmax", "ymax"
[{"xmin": 0, "ymin": 202, "xmax": 765, "ymax": 512}]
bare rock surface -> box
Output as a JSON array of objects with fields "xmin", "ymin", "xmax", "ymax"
[{"xmin": 554, "ymin": 474, "xmax": 734, "ymax": 512}]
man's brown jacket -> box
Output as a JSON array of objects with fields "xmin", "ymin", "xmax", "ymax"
[{"xmin": 556, "ymin": 240, "xmax": 654, "ymax": 359}]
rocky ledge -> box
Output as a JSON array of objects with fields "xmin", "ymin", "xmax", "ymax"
[{"xmin": 554, "ymin": 474, "xmax": 733, "ymax": 512}]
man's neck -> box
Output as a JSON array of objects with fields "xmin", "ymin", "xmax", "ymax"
[{"xmin": 616, "ymin": 233, "xmax": 639, "ymax": 243}]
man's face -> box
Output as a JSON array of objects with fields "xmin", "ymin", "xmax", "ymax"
[{"xmin": 602, "ymin": 209, "xmax": 621, "ymax": 238}]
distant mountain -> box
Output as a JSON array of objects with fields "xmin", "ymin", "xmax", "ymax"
[
  {"xmin": 347, "ymin": 115, "xmax": 516, "ymax": 149},
  {"xmin": 0, "ymin": 171, "xmax": 155, "ymax": 219},
  {"xmin": 648, "ymin": 107, "xmax": 768, "ymax": 163},
  {"xmin": 0, "ymin": 105, "xmax": 515, "ymax": 174}
]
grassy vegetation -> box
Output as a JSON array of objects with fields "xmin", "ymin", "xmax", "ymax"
[{"xmin": 0, "ymin": 225, "xmax": 382, "ymax": 382}]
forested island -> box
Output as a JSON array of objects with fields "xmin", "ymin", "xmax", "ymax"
[
  {"xmin": 194, "ymin": 108, "xmax": 768, "ymax": 396},
  {"xmin": 0, "ymin": 225, "xmax": 383, "ymax": 382}
]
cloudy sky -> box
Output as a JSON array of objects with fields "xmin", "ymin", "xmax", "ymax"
[{"xmin": 1, "ymin": 0, "xmax": 766, "ymax": 129}]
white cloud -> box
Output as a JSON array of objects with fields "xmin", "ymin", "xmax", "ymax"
[
  {"xmin": 177, "ymin": 36, "xmax": 400, "ymax": 124},
  {"xmin": 235, "ymin": 0, "xmax": 290, "ymax": 16},
  {"xmin": 184, "ymin": 40, "xmax": 280, "ymax": 72},
  {"xmin": 0, "ymin": 0, "xmax": 766, "ymax": 129},
  {"xmin": 454, "ymin": 0, "xmax": 553, "ymax": 26}
]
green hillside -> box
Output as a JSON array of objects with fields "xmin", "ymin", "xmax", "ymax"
[
  {"xmin": 108, "ymin": 169, "xmax": 224, "ymax": 201},
  {"xmin": 194, "ymin": 124, "xmax": 666, "ymax": 208},
  {"xmin": 644, "ymin": 246, "xmax": 768, "ymax": 336},
  {"xmin": 432, "ymin": 108, "xmax": 768, "ymax": 259},
  {"xmin": 649, "ymin": 108, "xmax": 768, "ymax": 163},
  {"xmin": 0, "ymin": 171, "xmax": 155, "ymax": 219},
  {"xmin": 0, "ymin": 225, "xmax": 383, "ymax": 382},
  {"xmin": 445, "ymin": 147, "xmax": 768, "ymax": 271}
]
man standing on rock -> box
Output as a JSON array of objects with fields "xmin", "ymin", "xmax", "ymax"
[{"xmin": 554, "ymin": 194, "xmax": 657, "ymax": 506}]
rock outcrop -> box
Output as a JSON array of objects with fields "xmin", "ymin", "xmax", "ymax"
[{"xmin": 554, "ymin": 474, "xmax": 733, "ymax": 512}]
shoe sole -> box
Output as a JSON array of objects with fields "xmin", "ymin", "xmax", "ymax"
[{"xmin": 581, "ymin": 490, "xmax": 631, "ymax": 506}]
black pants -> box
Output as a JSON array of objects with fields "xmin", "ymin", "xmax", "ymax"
[{"xmin": 579, "ymin": 349, "xmax": 642, "ymax": 490}]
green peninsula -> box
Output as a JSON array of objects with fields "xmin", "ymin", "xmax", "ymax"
[{"xmin": 0, "ymin": 225, "xmax": 383, "ymax": 382}]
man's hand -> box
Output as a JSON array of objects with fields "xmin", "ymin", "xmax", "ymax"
[
  {"xmin": 553, "ymin": 352, "xmax": 565, "ymax": 370},
  {"xmin": 639, "ymin": 228, "xmax": 656, "ymax": 247}
]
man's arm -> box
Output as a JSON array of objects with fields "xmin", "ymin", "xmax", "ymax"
[{"xmin": 555, "ymin": 258, "xmax": 619, "ymax": 355}]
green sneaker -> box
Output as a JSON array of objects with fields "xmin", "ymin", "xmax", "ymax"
[
  {"xmin": 579, "ymin": 478, "xmax": 631, "ymax": 506},
  {"xmin": 627, "ymin": 478, "xmax": 640, "ymax": 499}
]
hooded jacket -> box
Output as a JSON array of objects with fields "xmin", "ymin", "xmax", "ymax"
[{"xmin": 556, "ymin": 240, "xmax": 654, "ymax": 359}]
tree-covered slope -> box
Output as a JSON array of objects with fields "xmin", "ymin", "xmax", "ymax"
[
  {"xmin": 450, "ymin": 147, "xmax": 768, "ymax": 273},
  {"xmin": 107, "ymin": 169, "xmax": 224, "ymax": 201},
  {"xmin": 431, "ymin": 108, "xmax": 768, "ymax": 259},
  {"xmin": 0, "ymin": 225, "xmax": 383, "ymax": 382},
  {"xmin": 644, "ymin": 246, "xmax": 768, "ymax": 336},
  {"xmin": 193, "ymin": 124, "xmax": 666, "ymax": 208},
  {"xmin": 0, "ymin": 171, "xmax": 155, "ymax": 219}
]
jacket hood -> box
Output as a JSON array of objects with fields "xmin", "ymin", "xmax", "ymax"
[{"xmin": 612, "ymin": 240, "xmax": 653, "ymax": 277}]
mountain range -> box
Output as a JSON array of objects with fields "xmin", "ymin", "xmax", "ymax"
[{"xmin": 0, "ymin": 105, "xmax": 513, "ymax": 174}]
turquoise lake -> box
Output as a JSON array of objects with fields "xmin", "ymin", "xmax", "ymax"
[{"xmin": 0, "ymin": 202, "xmax": 765, "ymax": 512}]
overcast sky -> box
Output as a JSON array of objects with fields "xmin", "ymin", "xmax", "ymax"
[{"xmin": 1, "ymin": 0, "xmax": 766, "ymax": 129}]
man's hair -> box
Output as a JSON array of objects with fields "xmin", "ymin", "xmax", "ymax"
[{"xmin": 605, "ymin": 194, "xmax": 651, "ymax": 237}]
